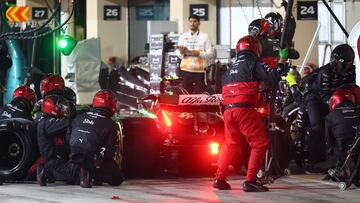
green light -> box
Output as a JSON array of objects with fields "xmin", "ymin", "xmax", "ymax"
[
  {"xmin": 59, "ymin": 39, "xmax": 68, "ymax": 49},
  {"xmin": 57, "ymin": 35, "xmax": 77, "ymax": 56}
]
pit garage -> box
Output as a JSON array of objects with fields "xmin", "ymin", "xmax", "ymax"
[{"xmin": 1, "ymin": 0, "xmax": 360, "ymax": 202}]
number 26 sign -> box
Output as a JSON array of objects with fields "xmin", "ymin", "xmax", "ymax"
[
  {"xmin": 104, "ymin": 5, "xmax": 121, "ymax": 20},
  {"xmin": 190, "ymin": 4, "xmax": 208, "ymax": 21}
]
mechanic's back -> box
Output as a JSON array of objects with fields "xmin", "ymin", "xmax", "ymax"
[
  {"xmin": 69, "ymin": 89, "xmax": 123, "ymax": 188},
  {"xmin": 222, "ymin": 40, "xmax": 285, "ymax": 106},
  {"xmin": 214, "ymin": 35, "xmax": 288, "ymax": 192},
  {"xmin": 0, "ymin": 86, "xmax": 35, "ymax": 121}
]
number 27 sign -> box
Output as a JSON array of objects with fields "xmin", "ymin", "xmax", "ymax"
[{"xmin": 190, "ymin": 4, "xmax": 208, "ymax": 21}]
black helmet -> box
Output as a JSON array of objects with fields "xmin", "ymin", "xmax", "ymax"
[
  {"xmin": 264, "ymin": 12, "xmax": 283, "ymax": 37},
  {"xmin": 330, "ymin": 44, "xmax": 355, "ymax": 64},
  {"xmin": 330, "ymin": 44, "xmax": 355, "ymax": 73},
  {"xmin": 64, "ymin": 87, "xmax": 76, "ymax": 103}
]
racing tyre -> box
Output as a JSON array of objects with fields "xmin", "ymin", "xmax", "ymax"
[
  {"xmin": 281, "ymin": 103, "xmax": 301, "ymax": 165},
  {"xmin": 0, "ymin": 118, "xmax": 37, "ymax": 181},
  {"xmin": 121, "ymin": 117, "xmax": 161, "ymax": 178},
  {"xmin": 269, "ymin": 115, "xmax": 291, "ymax": 171}
]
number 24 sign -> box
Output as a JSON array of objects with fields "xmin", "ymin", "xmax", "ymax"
[{"xmin": 297, "ymin": 1, "xmax": 317, "ymax": 20}]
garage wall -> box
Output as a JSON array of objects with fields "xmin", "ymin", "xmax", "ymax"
[
  {"xmin": 170, "ymin": 0, "xmax": 217, "ymax": 45},
  {"xmin": 87, "ymin": 0, "xmax": 128, "ymax": 65},
  {"xmin": 346, "ymin": 1, "xmax": 360, "ymax": 34},
  {"xmin": 218, "ymin": 0, "xmax": 271, "ymax": 48}
]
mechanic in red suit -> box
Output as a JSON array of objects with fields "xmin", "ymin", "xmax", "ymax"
[{"xmin": 213, "ymin": 35, "xmax": 288, "ymax": 192}]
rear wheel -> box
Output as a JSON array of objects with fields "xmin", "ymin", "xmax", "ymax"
[{"xmin": 121, "ymin": 117, "xmax": 161, "ymax": 178}]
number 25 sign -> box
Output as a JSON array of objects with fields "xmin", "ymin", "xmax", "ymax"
[{"xmin": 190, "ymin": 4, "xmax": 208, "ymax": 21}]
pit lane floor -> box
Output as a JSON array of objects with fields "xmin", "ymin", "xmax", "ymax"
[{"xmin": 0, "ymin": 175, "xmax": 359, "ymax": 203}]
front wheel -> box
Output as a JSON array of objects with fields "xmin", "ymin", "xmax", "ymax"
[{"xmin": 0, "ymin": 119, "xmax": 37, "ymax": 181}]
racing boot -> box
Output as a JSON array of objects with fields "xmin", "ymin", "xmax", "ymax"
[
  {"xmin": 243, "ymin": 181, "xmax": 269, "ymax": 192},
  {"xmin": 213, "ymin": 179, "xmax": 231, "ymax": 190},
  {"xmin": 79, "ymin": 167, "xmax": 92, "ymax": 188},
  {"xmin": 36, "ymin": 166, "xmax": 48, "ymax": 186}
]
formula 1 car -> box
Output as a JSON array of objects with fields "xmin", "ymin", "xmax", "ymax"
[{"xmin": 120, "ymin": 93, "xmax": 227, "ymax": 178}]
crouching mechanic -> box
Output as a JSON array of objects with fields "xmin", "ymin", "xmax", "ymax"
[
  {"xmin": 29, "ymin": 74, "xmax": 68, "ymax": 181},
  {"xmin": 36, "ymin": 95, "xmax": 79, "ymax": 186},
  {"xmin": 326, "ymin": 87, "xmax": 360, "ymax": 168},
  {"xmin": 0, "ymin": 86, "xmax": 36, "ymax": 120},
  {"xmin": 213, "ymin": 35, "xmax": 288, "ymax": 191},
  {"xmin": 286, "ymin": 44, "xmax": 356, "ymax": 169},
  {"xmin": 68, "ymin": 90, "xmax": 123, "ymax": 188},
  {"xmin": 0, "ymin": 86, "xmax": 35, "ymax": 185}
]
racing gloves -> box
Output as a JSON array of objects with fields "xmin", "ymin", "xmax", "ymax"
[
  {"xmin": 285, "ymin": 72, "xmax": 298, "ymax": 87},
  {"xmin": 279, "ymin": 47, "xmax": 289, "ymax": 60}
]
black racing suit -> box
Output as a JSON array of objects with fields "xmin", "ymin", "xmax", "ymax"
[
  {"xmin": 68, "ymin": 109, "xmax": 123, "ymax": 186},
  {"xmin": 326, "ymin": 102, "xmax": 360, "ymax": 166},
  {"xmin": 304, "ymin": 64, "xmax": 356, "ymax": 165},
  {"xmin": 0, "ymin": 102, "xmax": 33, "ymax": 121},
  {"xmin": 289, "ymin": 73, "xmax": 316, "ymax": 158},
  {"xmin": 36, "ymin": 112, "xmax": 79, "ymax": 183},
  {"xmin": 311, "ymin": 64, "xmax": 356, "ymax": 103}
]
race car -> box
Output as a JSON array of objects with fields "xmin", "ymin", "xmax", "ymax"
[{"xmin": 120, "ymin": 93, "xmax": 227, "ymax": 178}]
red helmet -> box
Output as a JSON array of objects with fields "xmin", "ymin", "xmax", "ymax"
[
  {"xmin": 303, "ymin": 63, "xmax": 316, "ymax": 75},
  {"xmin": 248, "ymin": 19, "xmax": 271, "ymax": 38},
  {"xmin": 235, "ymin": 35, "xmax": 262, "ymax": 57},
  {"xmin": 265, "ymin": 12, "xmax": 283, "ymax": 38},
  {"xmin": 42, "ymin": 95, "xmax": 69, "ymax": 118},
  {"xmin": 41, "ymin": 74, "xmax": 65, "ymax": 97},
  {"xmin": 12, "ymin": 86, "xmax": 36, "ymax": 108},
  {"xmin": 92, "ymin": 90, "xmax": 118, "ymax": 115},
  {"xmin": 329, "ymin": 89, "xmax": 356, "ymax": 112}
]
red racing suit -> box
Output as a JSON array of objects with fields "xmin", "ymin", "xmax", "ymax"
[{"xmin": 216, "ymin": 52, "xmax": 284, "ymax": 182}]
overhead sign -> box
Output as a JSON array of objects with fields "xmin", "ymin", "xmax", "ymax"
[
  {"xmin": 297, "ymin": 1, "xmax": 317, "ymax": 20},
  {"xmin": 6, "ymin": 6, "xmax": 30, "ymax": 22},
  {"xmin": 136, "ymin": 6, "xmax": 154, "ymax": 21},
  {"xmin": 189, "ymin": 4, "xmax": 209, "ymax": 21},
  {"xmin": 104, "ymin": 5, "xmax": 121, "ymax": 20},
  {"xmin": 32, "ymin": 7, "xmax": 48, "ymax": 20}
]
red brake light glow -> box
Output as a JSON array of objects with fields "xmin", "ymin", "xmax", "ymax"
[
  {"xmin": 209, "ymin": 142, "xmax": 220, "ymax": 155},
  {"xmin": 161, "ymin": 110, "xmax": 172, "ymax": 127}
]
